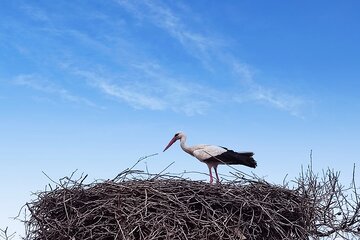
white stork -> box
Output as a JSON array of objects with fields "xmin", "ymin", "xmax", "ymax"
[{"xmin": 163, "ymin": 132, "xmax": 257, "ymax": 184}]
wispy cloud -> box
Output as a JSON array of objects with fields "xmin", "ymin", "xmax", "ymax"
[
  {"xmin": 7, "ymin": 1, "xmax": 309, "ymax": 117},
  {"xmin": 67, "ymin": 63, "xmax": 221, "ymax": 115},
  {"xmin": 233, "ymin": 87, "xmax": 306, "ymax": 117},
  {"xmin": 13, "ymin": 74, "xmax": 98, "ymax": 108},
  {"xmin": 130, "ymin": 62, "xmax": 224, "ymax": 114},
  {"xmin": 117, "ymin": 0, "xmax": 308, "ymax": 117},
  {"xmin": 99, "ymin": 81, "xmax": 167, "ymax": 110},
  {"xmin": 117, "ymin": 0, "xmax": 218, "ymax": 67},
  {"xmin": 231, "ymin": 61, "xmax": 306, "ymax": 117},
  {"xmin": 72, "ymin": 69, "xmax": 167, "ymax": 110}
]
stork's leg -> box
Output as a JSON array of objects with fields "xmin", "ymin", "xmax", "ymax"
[
  {"xmin": 214, "ymin": 165, "xmax": 220, "ymax": 184},
  {"xmin": 208, "ymin": 165, "xmax": 213, "ymax": 184}
]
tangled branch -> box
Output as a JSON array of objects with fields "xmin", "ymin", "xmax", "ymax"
[
  {"xmin": 295, "ymin": 164, "xmax": 360, "ymax": 239},
  {"xmin": 0, "ymin": 227, "xmax": 15, "ymax": 240},
  {"xmin": 23, "ymin": 158, "xmax": 360, "ymax": 239}
]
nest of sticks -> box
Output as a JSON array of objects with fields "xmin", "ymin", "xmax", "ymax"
[
  {"xmin": 24, "ymin": 163, "xmax": 360, "ymax": 240},
  {"xmin": 25, "ymin": 172, "xmax": 311, "ymax": 240}
]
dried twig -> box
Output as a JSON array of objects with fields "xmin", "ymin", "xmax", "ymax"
[
  {"xmin": 22, "ymin": 155, "xmax": 360, "ymax": 240},
  {"xmin": 0, "ymin": 227, "xmax": 15, "ymax": 240}
]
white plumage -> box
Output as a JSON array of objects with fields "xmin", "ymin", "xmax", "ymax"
[
  {"xmin": 192, "ymin": 145, "xmax": 227, "ymax": 161},
  {"xmin": 163, "ymin": 132, "xmax": 257, "ymax": 184}
]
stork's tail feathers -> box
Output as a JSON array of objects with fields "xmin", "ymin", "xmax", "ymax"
[
  {"xmin": 235, "ymin": 152, "xmax": 257, "ymax": 168},
  {"xmin": 215, "ymin": 150, "xmax": 257, "ymax": 168}
]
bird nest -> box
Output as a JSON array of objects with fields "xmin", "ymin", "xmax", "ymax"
[{"xmin": 24, "ymin": 166, "xmax": 360, "ymax": 240}]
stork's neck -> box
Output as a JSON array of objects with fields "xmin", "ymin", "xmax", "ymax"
[{"xmin": 179, "ymin": 135, "xmax": 194, "ymax": 156}]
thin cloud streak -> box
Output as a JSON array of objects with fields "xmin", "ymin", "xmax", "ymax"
[
  {"xmin": 13, "ymin": 74, "xmax": 98, "ymax": 108},
  {"xmin": 232, "ymin": 61, "xmax": 306, "ymax": 117},
  {"xmin": 8, "ymin": 1, "xmax": 309, "ymax": 117},
  {"xmin": 69, "ymin": 64, "xmax": 220, "ymax": 115},
  {"xmin": 117, "ymin": 0, "xmax": 308, "ymax": 117},
  {"xmin": 117, "ymin": 0, "xmax": 218, "ymax": 67},
  {"xmin": 118, "ymin": 61, "xmax": 226, "ymax": 115},
  {"xmin": 99, "ymin": 82, "xmax": 167, "ymax": 110},
  {"xmin": 70, "ymin": 68, "xmax": 167, "ymax": 111}
]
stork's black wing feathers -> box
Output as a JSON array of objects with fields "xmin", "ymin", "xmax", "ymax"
[
  {"xmin": 219, "ymin": 146, "xmax": 228, "ymax": 150},
  {"xmin": 204, "ymin": 149, "xmax": 257, "ymax": 168}
]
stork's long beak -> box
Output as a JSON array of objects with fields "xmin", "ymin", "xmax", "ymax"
[{"xmin": 163, "ymin": 136, "xmax": 177, "ymax": 152}]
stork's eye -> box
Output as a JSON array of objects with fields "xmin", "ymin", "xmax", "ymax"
[{"xmin": 174, "ymin": 133, "xmax": 179, "ymax": 137}]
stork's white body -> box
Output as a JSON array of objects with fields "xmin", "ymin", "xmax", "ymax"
[{"xmin": 163, "ymin": 132, "xmax": 257, "ymax": 184}]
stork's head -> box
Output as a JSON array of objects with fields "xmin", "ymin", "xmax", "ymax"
[{"xmin": 163, "ymin": 132, "xmax": 184, "ymax": 152}]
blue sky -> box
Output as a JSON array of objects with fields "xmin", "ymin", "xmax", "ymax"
[{"xmin": 1, "ymin": 0, "xmax": 360, "ymax": 237}]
